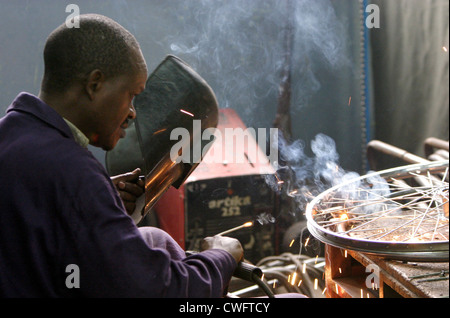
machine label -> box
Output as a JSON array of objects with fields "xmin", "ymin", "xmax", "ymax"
[
  {"xmin": 208, "ymin": 195, "xmax": 251, "ymax": 209},
  {"xmin": 208, "ymin": 195, "xmax": 251, "ymax": 217}
]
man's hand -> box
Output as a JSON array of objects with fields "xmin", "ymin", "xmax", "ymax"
[
  {"xmin": 200, "ymin": 236, "xmax": 244, "ymax": 264},
  {"xmin": 111, "ymin": 168, "xmax": 144, "ymax": 215}
]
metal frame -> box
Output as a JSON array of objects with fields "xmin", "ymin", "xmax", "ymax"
[{"xmin": 306, "ymin": 160, "xmax": 449, "ymax": 262}]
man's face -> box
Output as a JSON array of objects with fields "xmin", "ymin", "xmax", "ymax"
[{"xmin": 89, "ymin": 70, "xmax": 147, "ymax": 151}]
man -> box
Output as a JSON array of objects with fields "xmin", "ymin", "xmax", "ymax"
[{"xmin": 0, "ymin": 14, "xmax": 243, "ymax": 297}]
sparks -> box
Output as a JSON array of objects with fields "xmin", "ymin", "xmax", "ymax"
[
  {"xmin": 304, "ymin": 237, "xmax": 310, "ymax": 247},
  {"xmin": 291, "ymin": 272, "xmax": 298, "ymax": 286},
  {"xmin": 274, "ymin": 173, "xmax": 284, "ymax": 185},
  {"xmin": 443, "ymin": 46, "xmax": 448, "ymax": 53},
  {"xmin": 348, "ymin": 96, "xmax": 352, "ymax": 106},
  {"xmin": 152, "ymin": 128, "xmax": 167, "ymax": 135},
  {"xmin": 289, "ymin": 239, "xmax": 295, "ymax": 248},
  {"xmin": 180, "ymin": 109, "xmax": 195, "ymax": 117}
]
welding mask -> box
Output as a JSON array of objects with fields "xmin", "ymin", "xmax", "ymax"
[{"xmin": 106, "ymin": 55, "xmax": 219, "ymax": 224}]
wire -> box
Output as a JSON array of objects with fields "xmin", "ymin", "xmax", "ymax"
[
  {"xmin": 256, "ymin": 253, "xmax": 325, "ymax": 298},
  {"xmin": 228, "ymin": 253, "xmax": 325, "ymax": 297},
  {"xmin": 252, "ymin": 273, "xmax": 275, "ymax": 298}
]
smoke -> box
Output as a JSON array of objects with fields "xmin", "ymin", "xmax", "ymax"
[
  {"xmin": 255, "ymin": 212, "xmax": 276, "ymax": 226},
  {"xmin": 166, "ymin": 0, "xmax": 283, "ymax": 115},
  {"xmin": 162, "ymin": 0, "xmax": 355, "ymax": 199},
  {"xmin": 157, "ymin": 0, "xmax": 360, "ymax": 216},
  {"xmin": 270, "ymin": 131, "xmax": 397, "ymax": 221},
  {"xmin": 162, "ymin": 0, "xmax": 350, "ymax": 126},
  {"xmin": 263, "ymin": 132, "xmax": 374, "ymax": 215}
]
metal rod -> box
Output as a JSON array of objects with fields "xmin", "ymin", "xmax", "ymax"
[
  {"xmin": 217, "ymin": 222, "xmax": 253, "ymax": 236},
  {"xmin": 409, "ymin": 270, "xmax": 449, "ymax": 279},
  {"xmin": 417, "ymin": 277, "xmax": 449, "ymax": 283}
]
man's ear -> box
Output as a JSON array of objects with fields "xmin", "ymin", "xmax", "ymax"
[{"xmin": 85, "ymin": 69, "xmax": 105, "ymax": 100}]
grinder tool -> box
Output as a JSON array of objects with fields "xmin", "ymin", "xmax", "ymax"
[{"xmin": 106, "ymin": 55, "xmax": 219, "ymax": 224}]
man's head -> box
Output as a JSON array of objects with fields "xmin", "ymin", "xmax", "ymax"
[{"xmin": 40, "ymin": 14, "xmax": 148, "ymax": 150}]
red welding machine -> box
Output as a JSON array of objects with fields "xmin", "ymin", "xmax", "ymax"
[{"xmin": 154, "ymin": 108, "xmax": 279, "ymax": 263}]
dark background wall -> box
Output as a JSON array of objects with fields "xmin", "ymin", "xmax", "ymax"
[
  {"xmin": 1, "ymin": 0, "xmax": 447, "ymax": 176},
  {"xmin": 0, "ymin": 0, "xmax": 368, "ymax": 175},
  {"xmin": 370, "ymin": 0, "xmax": 449, "ymax": 169}
]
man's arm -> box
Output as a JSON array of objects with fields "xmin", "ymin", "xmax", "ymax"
[{"xmin": 70, "ymin": 162, "xmax": 241, "ymax": 297}]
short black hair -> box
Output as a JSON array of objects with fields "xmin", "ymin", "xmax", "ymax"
[{"xmin": 41, "ymin": 14, "xmax": 145, "ymax": 93}]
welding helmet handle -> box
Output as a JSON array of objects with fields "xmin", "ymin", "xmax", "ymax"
[
  {"xmin": 233, "ymin": 262, "xmax": 263, "ymax": 282},
  {"xmin": 186, "ymin": 252, "xmax": 274, "ymax": 297},
  {"xmin": 186, "ymin": 251, "xmax": 262, "ymax": 282},
  {"xmin": 233, "ymin": 263, "xmax": 275, "ymax": 298}
]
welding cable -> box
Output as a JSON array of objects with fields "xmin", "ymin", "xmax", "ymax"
[
  {"xmin": 255, "ymin": 253, "xmax": 325, "ymax": 297},
  {"xmin": 263, "ymin": 266, "xmax": 314, "ymax": 295},
  {"xmin": 233, "ymin": 262, "xmax": 275, "ymax": 298},
  {"xmin": 252, "ymin": 273, "xmax": 275, "ymax": 298},
  {"xmin": 231, "ymin": 262, "xmax": 275, "ymax": 298},
  {"xmin": 228, "ymin": 253, "xmax": 325, "ymax": 297},
  {"xmin": 186, "ymin": 250, "xmax": 275, "ymax": 298},
  {"xmin": 282, "ymin": 253, "xmax": 325, "ymax": 287},
  {"xmin": 261, "ymin": 269, "xmax": 302, "ymax": 294}
]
